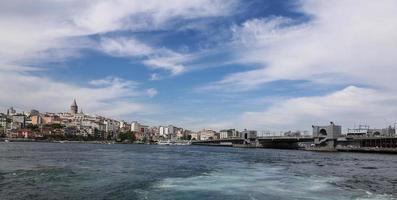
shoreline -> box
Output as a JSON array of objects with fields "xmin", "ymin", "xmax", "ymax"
[
  {"xmin": 0, "ymin": 138, "xmax": 130, "ymax": 144},
  {"xmin": 2, "ymin": 139, "xmax": 397, "ymax": 155}
]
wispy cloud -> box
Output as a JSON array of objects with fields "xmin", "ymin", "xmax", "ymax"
[
  {"xmin": 146, "ymin": 88, "xmax": 158, "ymax": 98},
  {"xmin": 240, "ymin": 86, "xmax": 397, "ymax": 131},
  {"xmin": 0, "ymin": 0, "xmax": 238, "ymax": 68},
  {"xmin": 0, "ymin": 72, "xmax": 153, "ymax": 118},
  {"xmin": 98, "ymin": 36, "xmax": 188, "ymax": 75},
  {"xmin": 98, "ymin": 37, "xmax": 154, "ymax": 57},
  {"xmin": 207, "ymin": 0, "xmax": 397, "ymax": 91}
]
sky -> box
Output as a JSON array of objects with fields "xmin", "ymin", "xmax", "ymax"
[{"xmin": 1, "ymin": 0, "xmax": 397, "ymax": 132}]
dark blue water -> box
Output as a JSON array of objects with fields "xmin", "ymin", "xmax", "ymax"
[{"xmin": 0, "ymin": 143, "xmax": 396, "ymax": 200}]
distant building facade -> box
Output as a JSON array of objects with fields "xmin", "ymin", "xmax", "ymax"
[
  {"xmin": 240, "ymin": 130, "xmax": 257, "ymax": 140},
  {"xmin": 220, "ymin": 129, "xmax": 239, "ymax": 139},
  {"xmin": 198, "ymin": 129, "xmax": 218, "ymax": 140}
]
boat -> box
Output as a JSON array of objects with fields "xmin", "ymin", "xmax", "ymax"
[
  {"xmin": 157, "ymin": 140, "xmax": 191, "ymax": 145},
  {"xmin": 157, "ymin": 140, "xmax": 171, "ymax": 145}
]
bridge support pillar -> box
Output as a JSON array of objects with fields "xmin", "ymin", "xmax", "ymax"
[{"xmin": 311, "ymin": 122, "xmax": 342, "ymax": 151}]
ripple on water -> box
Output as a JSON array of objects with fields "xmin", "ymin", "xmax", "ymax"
[
  {"xmin": 142, "ymin": 164, "xmax": 395, "ymax": 200},
  {"xmin": 1, "ymin": 143, "xmax": 396, "ymax": 200}
]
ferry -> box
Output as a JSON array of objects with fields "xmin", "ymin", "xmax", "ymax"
[{"xmin": 157, "ymin": 140, "xmax": 191, "ymax": 146}]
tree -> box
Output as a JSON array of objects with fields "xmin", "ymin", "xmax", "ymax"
[
  {"xmin": 0, "ymin": 125, "xmax": 5, "ymax": 138},
  {"xmin": 26, "ymin": 124, "xmax": 39, "ymax": 131},
  {"xmin": 119, "ymin": 131, "xmax": 136, "ymax": 142},
  {"xmin": 50, "ymin": 123, "xmax": 64, "ymax": 129}
]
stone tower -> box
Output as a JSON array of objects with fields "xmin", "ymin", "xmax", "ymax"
[{"xmin": 70, "ymin": 99, "xmax": 78, "ymax": 115}]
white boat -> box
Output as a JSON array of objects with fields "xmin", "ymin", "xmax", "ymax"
[
  {"xmin": 157, "ymin": 140, "xmax": 191, "ymax": 145},
  {"xmin": 157, "ymin": 140, "xmax": 172, "ymax": 145}
]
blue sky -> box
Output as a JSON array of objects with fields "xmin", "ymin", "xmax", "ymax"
[{"xmin": 1, "ymin": 0, "xmax": 397, "ymax": 131}]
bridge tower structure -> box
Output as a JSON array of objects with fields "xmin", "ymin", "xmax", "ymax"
[{"xmin": 312, "ymin": 122, "xmax": 342, "ymax": 150}]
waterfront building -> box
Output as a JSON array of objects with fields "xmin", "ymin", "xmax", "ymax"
[
  {"xmin": 131, "ymin": 121, "xmax": 141, "ymax": 132},
  {"xmin": 168, "ymin": 125, "xmax": 175, "ymax": 135},
  {"xmin": 11, "ymin": 114, "xmax": 26, "ymax": 130},
  {"xmin": 175, "ymin": 128, "xmax": 184, "ymax": 139},
  {"xmin": 190, "ymin": 132, "xmax": 199, "ymax": 140},
  {"xmin": 150, "ymin": 126, "xmax": 159, "ymax": 135},
  {"xmin": 119, "ymin": 121, "xmax": 131, "ymax": 132},
  {"xmin": 81, "ymin": 119, "xmax": 104, "ymax": 131},
  {"xmin": 0, "ymin": 114, "xmax": 7, "ymax": 134},
  {"xmin": 159, "ymin": 125, "xmax": 173, "ymax": 138},
  {"xmin": 159, "ymin": 126, "xmax": 164, "ymax": 136},
  {"xmin": 198, "ymin": 129, "xmax": 217, "ymax": 141},
  {"xmin": 104, "ymin": 119, "xmax": 118, "ymax": 132},
  {"xmin": 220, "ymin": 129, "xmax": 239, "ymax": 139},
  {"xmin": 240, "ymin": 129, "xmax": 257, "ymax": 140},
  {"xmin": 16, "ymin": 129, "xmax": 35, "ymax": 139},
  {"xmin": 42, "ymin": 113, "xmax": 61, "ymax": 124},
  {"xmin": 0, "ymin": 101, "xmax": 196, "ymax": 142},
  {"xmin": 347, "ymin": 125, "xmax": 396, "ymax": 137}
]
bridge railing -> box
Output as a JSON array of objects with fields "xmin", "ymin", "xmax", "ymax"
[{"xmin": 257, "ymin": 136, "xmax": 313, "ymax": 140}]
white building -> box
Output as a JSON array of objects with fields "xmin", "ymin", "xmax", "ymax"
[
  {"xmin": 159, "ymin": 125, "xmax": 171, "ymax": 136},
  {"xmin": 159, "ymin": 126, "xmax": 165, "ymax": 136},
  {"xmin": 220, "ymin": 129, "xmax": 239, "ymax": 139},
  {"xmin": 131, "ymin": 121, "xmax": 141, "ymax": 132},
  {"xmin": 104, "ymin": 119, "xmax": 119, "ymax": 133},
  {"xmin": 198, "ymin": 129, "xmax": 217, "ymax": 141}
]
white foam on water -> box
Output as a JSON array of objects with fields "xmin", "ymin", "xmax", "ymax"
[{"xmin": 151, "ymin": 163, "xmax": 395, "ymax": 200}]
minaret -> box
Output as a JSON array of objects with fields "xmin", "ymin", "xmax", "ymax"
[{"xmin": 70, "ymin": 99, "xmax": 78, "ymax": 115}]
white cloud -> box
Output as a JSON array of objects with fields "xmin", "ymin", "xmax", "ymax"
[
  {"xmin": 99, "ymin": 37, "xmax": 154, "ymax": 57},
  {"xmin": 89, "ymin": 76, "xmax": 138, "ymax": 87},
  {"xmin": 240, "ymin": 86, "xmax": 397, "ymax": 131},
  {"xmin": 0, "ymin": 0, "xmax": 238, "ymax": 71},
  {"xmin": 211, "ymin": 0, "xmax": 397, "ymax": 91},
  {"xmin": 146, "ymin": 88, "xmax": 158, "ymax": 98},
  {"xmin": 72, "ymin": 0, "xmax": 238, "ymax": 33},
  {"xmin": 0, "ymin": 72, "xmax": 152, "ymax": 118},
  {"xmin": 98, "ymin": 36, "xmax": 188, "ymax": 75},
  {"xmin": 143, "ymin": 56, "xmax": 186, "ymax": 75},
  {"xmin": 149, "ymin": 73, "xmax": 161, "ymax": 81}
]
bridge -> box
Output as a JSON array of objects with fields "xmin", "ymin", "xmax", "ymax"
[
  {"xmin": 191, "ymin": 136, "xmax": 314, "ymax": 149},
  {"xmin": 191, "ymin": 138, "xmax": 245, "ymax": 147},
  {"xmin": 257, "ymin": 136, "xmax": 314, "ymax": 149}
]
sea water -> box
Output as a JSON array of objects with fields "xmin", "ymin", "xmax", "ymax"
[{"xmin": 0, "ymin": 142, "xmax": 396, "ymax": 200}]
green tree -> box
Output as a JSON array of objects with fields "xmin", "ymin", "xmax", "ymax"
[
  {"xmin": 0, "ymin": 125, "xmax": 5, "ymax": 138},
  {"xmin": 50, "ymin": 123, "xmax": 64, "ymax": 129},
  {"xmin": 119, "ymin": 131, "xmax": 136, "ymax": 142},
  {"xmin": 26, "ymin": 124, "xmax": 39, "ymax": 131}
]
